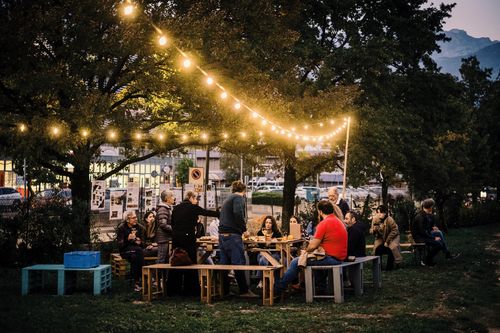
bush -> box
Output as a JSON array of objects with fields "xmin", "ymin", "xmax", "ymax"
[
  {"xmin": 392, "ymin": 198, "xmax": 417, "ymax": 233},
  {"xmin": 459, "ymin": 200, "xmax": 500, "ymax": 227},
  {"xmin": 251, "ymin": 192, "xmax": 283, "ymax": 206}
]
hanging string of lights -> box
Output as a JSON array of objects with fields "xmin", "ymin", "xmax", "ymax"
[{"xmin": 15, "ymin": 1, "xmax": 350, "ymax": 146}]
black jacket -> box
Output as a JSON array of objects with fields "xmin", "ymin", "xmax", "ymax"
[
  {"xmin": 411, "ymin": 210, "xmax": 436, "ymax": 242},
  {"xmin": 117, "ymin": 222, "xmax": 144, "ymax": 254},
  {"xmin": 338, "ymin": 198, "xmax": 350, "ymax": 217},
  {"xmin": 347, "ymin": 221, "xmax": 366, "ymax": 257},
  {"xmin": 171, "ymin": 200, "xmax": 219, "ymax": 240}
]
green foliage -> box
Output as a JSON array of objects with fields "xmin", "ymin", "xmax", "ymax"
[
  {"xmin": 458, "ymin": 200, "xmax": 500, "ymax": 227},
  {"xmin": 176, "ymin": 157, "xmax": 194, "ymax": 185},
  {"xmin": 391, "ymin": 198, "xmax": 417, "ymax": 233},
  {"xmin": 251, "ymin": 192, "xmax": 283, "ymax": 206}
]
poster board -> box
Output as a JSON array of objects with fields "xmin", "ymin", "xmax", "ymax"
[
  {"xmin": 109, "ymin": 189, "xmax": 126, "ymax": 220},
  {"xmin": 91, "ymin": 180, "xmax": 106, "ymax": 210}
]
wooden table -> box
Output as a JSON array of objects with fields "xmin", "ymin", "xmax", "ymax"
[{"xmin": 142, "ymin": 263, "xmax": 281, "ymax": 305}]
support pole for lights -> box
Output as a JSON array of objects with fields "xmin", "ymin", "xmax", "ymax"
[
  {"xmin": 240, "ymin": 155, "xmax": 243, "ymax": 182},
  {"xmin": 342, "ymin": 117, "xmax": 351, "ymax": 200}
]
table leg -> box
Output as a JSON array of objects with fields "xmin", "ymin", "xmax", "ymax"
[
  {"xmin": 373, "ymin": 257, "xmax": 382, "ymax": 288},
  {"xmin": 57, "ymin": 270, "xmax": 65, "ymax": 296},
  {"xmin": 332, "ymin": 267, "xmax": 344, "ymax": 303},
  {"xmin": 21, "ymin": 268, "xmax": 29, "ymax": 295},
  {"xmin": 93, "ymin": 269, "xmax": 102, "ymax": 295}
]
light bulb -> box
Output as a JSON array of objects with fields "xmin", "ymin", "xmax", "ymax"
[
  {"xmin": 158, "ymin": 36, "xmax": 167, "ymax": 46},
  {"xmin": 220, "ymin": 92, "xmax": 228, "ymax": 99},
  {"xmin": 234, "ymin": 102, "xmax": 241, "ymax": 110},
  {"xmin": 123, "ymin": 5, "xmax": 134, "ymax": 16},
  {"xmin": 206, "ymin": 77, "xmax": 214, "ymax": 85},
  {"xmin": 183, "ymin": 58, "xmax": 191, "ymax": 68}
]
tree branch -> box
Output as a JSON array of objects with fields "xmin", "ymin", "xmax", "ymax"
[
  {"xmin": 38, "ymin": 160, "xmax": 73, "ymax": 178},
  {"xmin": 96, "ymin": 150, "xmax": 160, "ymax": 180}
]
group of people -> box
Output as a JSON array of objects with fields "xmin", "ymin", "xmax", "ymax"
[
  {"xmin": 117, "ymin": 190, "xmax": 219, "ymax": 293},
  {"xmin": 117, "ymin": 180, "xmax": 455, "ymax": 297}
]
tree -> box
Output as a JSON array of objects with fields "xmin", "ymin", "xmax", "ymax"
[
  {"xmin": 0, "ymin": 0, "xmax": 240, "ymax": 244},
  {"xmin": 175, "ymin": 157, "xmax": 194, "ymax": 186}
]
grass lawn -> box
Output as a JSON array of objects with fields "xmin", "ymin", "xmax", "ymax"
[{"xmin": 0, "ymin": 224, "xmax": 498, "ymax": 333}]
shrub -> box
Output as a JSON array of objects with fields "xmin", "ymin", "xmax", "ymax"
[
  {"xmin": 251, "ymin": 192, "xmax": 283, "ymax": 206},
  {"xmin": 459, "ymin": 200, "xmax": 500, "ymax": 227}
]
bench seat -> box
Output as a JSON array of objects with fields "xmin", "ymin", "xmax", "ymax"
[
  {"xmin": 110, "ymin": 253, "xmax": 158, "ymax": 279},
  {"xmin": 304, "ymin": 256, "xmax": 381, "ymax": 303}
]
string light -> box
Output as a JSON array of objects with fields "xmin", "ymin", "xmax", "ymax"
[
  {"xmin": 81, "ymin": 129, "xmax": 89, "ymax": 138},
  {"xmin": 19, "ymin": 124, "xmax": 27, "ymax": 132},
  {"xmin": 158, "ymin": 35, "xmax": 168, "ymax": 46},
  {"xmin": 51, "ymin": 126, "xmax": 60, "ymax": 136},
  {"xmin": 233, "ymin": 102, "xmax": 241, "ymax": 110},
  {"xmin": 220, "ymin": 92, "xmax": 228, "ymax": 99},
  {"xmin": 134, "ymin": 132, "xmax": 142, "ymax": 140},
  {"xmin": 123, "ymin": 4, "xmax": 134, "ymax": 16},
  {"xmin": 222, "ymin": 133, "xmax": 228, "ymax": 139},
  {"xmin": 182, "ymin": 58, "xmax": 191, "ymax": 68},
  {"xmin": 157, "ymin": 133, "xmax": 165, "ymax": 141},
  {"xmin": 206, "ymin": 77, "xmax": 214, "ymax": 85},
  {"xmin": 108, "ymin": 130, "xmax": 117, "ymax": 140}
]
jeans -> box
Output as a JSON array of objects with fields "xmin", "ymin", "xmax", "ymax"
[
  {"xmin": 256, "ymin": 253, "xmax": 281, "ymax": 279},
  {"xmin": 276, "ymin": 255, "xmax": 342, "ymax": 291},
  {"xmin": 431, "ymin": 230, "xmax": 449, "ymax": 253},
  {"xmin": 219, "ymin": 234, "xmax": 249, "ymax": 293},
  {"xmin": 156, "ymin": 242, "xmax": 170, "ymax": 264}
]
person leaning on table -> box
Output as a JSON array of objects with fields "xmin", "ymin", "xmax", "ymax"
[
  {"xmin": 218, "ymin": 180, "xmax": 258, "ymax": 298},
  {"xmin": 275, "ymin": 200, "xmax": 348, "ymax": 296}
]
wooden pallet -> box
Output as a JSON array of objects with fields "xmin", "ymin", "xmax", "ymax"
[{"xmin": 110, "ymin": 253, "xmax": 157, "ymax": 279}]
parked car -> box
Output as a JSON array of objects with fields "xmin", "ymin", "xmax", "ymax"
[
  {"xmin": 253, "ymin": 185, "xmax": 280, "ymax": 193},
  {"xmin": 33, "ymin": 188, "xmax": 72, "ymax": 207},
  {"xmin": 0, "ymin": 187, "xmax": 23, "ymax": 210}
]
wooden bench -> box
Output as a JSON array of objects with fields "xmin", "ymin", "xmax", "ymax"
[
  {"xmin": 304, "ymin": 256, "xmax": 381, "ymax": 303},
  {"xmin": 366, "ymin": 243, "xmax": 426, "ymax": 265},
  {"xmin": 21, "ymin": 264, "xmax": 112, "ymax": 296},
  {"xmin": 110, "ymin": 253, "xmax": 158, "ymax": 279},
  {"xmin": 142, "ymin": 263, "xmax": 283, "ymax": 306}
]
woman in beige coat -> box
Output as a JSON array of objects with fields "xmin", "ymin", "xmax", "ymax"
[{"xmin": 370, "ymin": 205, "xmax": 403, "ymax": 270}]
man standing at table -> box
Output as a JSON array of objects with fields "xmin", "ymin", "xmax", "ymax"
[
  {"xmin": 218, "ymin": 180, "xmax": 258, "ymax": 298},
  {"xmin": 276, "ymin": 200, "xmax": 348, "ymax": 295}
]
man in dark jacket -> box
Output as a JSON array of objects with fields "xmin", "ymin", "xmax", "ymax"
[
  {"xmin": 411, "ymin": 198, "xmax": 450, "ymax": 266},
  {"xmin": 345, "ymin": 210, "xmax": 366, "ymax": 257},
  {"xmin": 218, "ymin": 181, "xmax": 258, "ymax": 298},
  {"xmin": 155, "ymin": 190, "xmax": 175, "ymax": 264},
  {"xmin": 167, "ymin": 191, "xmax": 219, "ymax": 296},
  {"xmin": 117, "ymin": 210, "xmax": 145, "ymax": 292}
]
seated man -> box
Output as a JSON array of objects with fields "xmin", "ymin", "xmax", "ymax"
[
  {"xmin": 370, "ymin": 205, "xmax": 402, "ymax": 270},
  {"xmin": 275, "ymin": 200, "xmax": 347, "ymax": 294},
  {"xmin": 412, "ymin": 198, "xmax": 454, "ymax": 266},
  {"xmin": 345, "ymin": 210, "xmax": 366, "ymax": 258},
  {"xmin": 117, "ymin": 210, "xmax": 145, "ymax": 292}
]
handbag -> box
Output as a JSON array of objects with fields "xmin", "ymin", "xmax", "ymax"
[{"xmin": 169, "ymin": 247, "xmax": 193, "ymax": 266}]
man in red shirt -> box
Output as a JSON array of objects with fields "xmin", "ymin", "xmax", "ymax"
[{"xmin": 276, "ymin": 200, "xmax": 347, "ymax": 293}]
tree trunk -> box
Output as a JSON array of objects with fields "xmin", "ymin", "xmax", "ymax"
[
  {"xmin": 434, "ymin": 190, "xmax": 449, "ymax": 233},
  {"xmin": 282, "ymin": 160, "xmax": 297, "ymax": 233},
  {"xmin": 70, "ymin": 164, "xmax": 91, "ymax": 245}
]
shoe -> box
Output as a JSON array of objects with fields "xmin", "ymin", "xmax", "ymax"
[
  {"xmin": 239, "ymin": 290, "xmax": 259, "ymax": 298},
  {"xmin": 256, "ymin": 281, "xmax": 263, "ymax": 289},
  {"xmin": 446, "ymin": 252, "xmax": 461, "ymax": 259},
  {"xmin": 134, "ymin": 284, "xmax": 142, "ymax": 292}
]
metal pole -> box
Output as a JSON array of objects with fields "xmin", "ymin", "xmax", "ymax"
[
  {"xmin": 342, "ymin": 117, "xmax": 351, "ymax": 200},
  {"xmin": 240, "ymin": 155, "xmax": 243, "ymax": 182},
  {"xmin": 204, "ymin": 146, "xmax": 210, "ymax": 230}
]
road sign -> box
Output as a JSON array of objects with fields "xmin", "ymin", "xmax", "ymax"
[
  {"xmin": 189, "ymin": 167, "xmax": 204, "ymax": 185},
  {"xmin": 151, "ymin": 170, "xmax": 158, "ymax": 178}
]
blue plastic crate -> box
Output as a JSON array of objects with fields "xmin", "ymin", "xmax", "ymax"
[{"xmin": 64, "ymin": 251, "xmax": 101, "ymax": 268}]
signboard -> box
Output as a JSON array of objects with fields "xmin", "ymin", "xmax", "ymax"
[
  {"xmin": 91, "ymin": 180, "xmax": 106, "ymax": 210},
  {"xmin": 189, "ymin": 167, "xmax": 204, "ymax": 185}
]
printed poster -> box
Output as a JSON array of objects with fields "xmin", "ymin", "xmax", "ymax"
[
  {"xmin": 126, "ymin": 181, "xmax": 140, "ymax": 210},
  {"xmin": 91, "ymin": 180, "xmax": 106, "ymax": 210},
  {"xmin": 109, "ymin": 189, "xmax": 126, "ymax": 220},
  {"xmin": 144, "ymin": 188, "xmax": 155, "ymax": 212}
]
